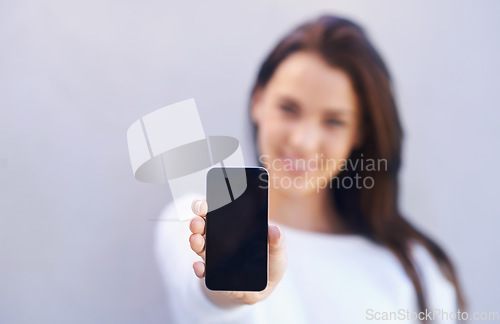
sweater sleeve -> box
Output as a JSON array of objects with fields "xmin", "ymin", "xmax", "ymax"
[{"xmin": 154, "ymin": 202, "xmax": 256, "ymax": 324}]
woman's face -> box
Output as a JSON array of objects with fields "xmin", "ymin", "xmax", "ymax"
[{"xmin": 252, "ymin": 51, "xmax": 362, "ymax": 197}]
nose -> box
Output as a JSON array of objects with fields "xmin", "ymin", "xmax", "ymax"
[{"xmin": 289, "ymin": 119, "xmax": 322, "ymax": 155}]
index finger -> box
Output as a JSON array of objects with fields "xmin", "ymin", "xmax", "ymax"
[{"xmin": 191, "ymin": 198, "xmax": 208, "ymax": 217}]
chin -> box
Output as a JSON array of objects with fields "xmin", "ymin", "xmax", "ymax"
[
  {"xmin": 280, "ymin": 186, "xmax": 321, "ymax": 199},
  {"xmin": 269, "ymin": 170, "xmax": 325, "ymax": 197}
]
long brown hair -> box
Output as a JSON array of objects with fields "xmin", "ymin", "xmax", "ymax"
[{"xmin": 248, "ymin": 15, "xmax": 465, "ymax": 315}]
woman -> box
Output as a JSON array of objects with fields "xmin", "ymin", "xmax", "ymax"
[{"xmin": 156, "ymin": 15, "xmax": 465, "ymax": 323}]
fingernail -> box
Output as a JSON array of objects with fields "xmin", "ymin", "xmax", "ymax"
[
  {"xmin": 271, "ymin": 225, "xmax": 280, "ymax": 241},
  {"xmin": 195, "ymin": 200, "xmax": 202, "ymax": 214}
]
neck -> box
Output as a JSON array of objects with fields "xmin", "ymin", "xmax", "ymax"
[{"xmin": 269, "ymin": 185, "xmax": 350, "ymax": 235}]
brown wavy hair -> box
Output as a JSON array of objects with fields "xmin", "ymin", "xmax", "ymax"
[{"xmin": 248, "ymin": 15, "xmax": 465, "ymax": 316}]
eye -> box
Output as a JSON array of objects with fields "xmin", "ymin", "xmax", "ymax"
[
  {"xmin": 325, "ymin": 119, "xmax": 344, "ymax": 127},
  {"xmin": 280, "ymin": 104, "xmax": 296, "ymax": 114}
]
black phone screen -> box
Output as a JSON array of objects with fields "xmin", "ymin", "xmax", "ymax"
[{"xmin": 205, "ymin": 166, "xmax": 269, "ymax": 291}]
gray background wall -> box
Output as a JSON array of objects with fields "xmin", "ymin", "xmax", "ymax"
[{"xmin": 1, "ymin": 0, "xmax": 499, "ymax": 323}]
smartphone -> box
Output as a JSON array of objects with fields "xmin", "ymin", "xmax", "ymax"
[{"xmin": 205, "ymin": 166, "xmax": 269, "ymax": 291}]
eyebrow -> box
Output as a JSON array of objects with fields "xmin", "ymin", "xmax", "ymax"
[
  {"xmin": 324, "ymin": 109, "xmax": 353, "ymax": 117},
  {"xmin": 278, "ymin": 94, "xmax": 353, "ymax": 116}
]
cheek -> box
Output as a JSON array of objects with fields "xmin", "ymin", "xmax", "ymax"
[
  {"xmin": 257, "ymin": 109, "xmax": 288, "ymax": 152},
  {"xmin": 322, "ymin": 129, "xmax": 358, "ymax": 174},
  {"xmin": 324, "ymin": 137, "xmax": 352, "ymax": 160}
]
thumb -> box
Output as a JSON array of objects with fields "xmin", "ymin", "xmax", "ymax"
[{"xmin": 268, "ymin": 225, "xmax": 287, "ymax": 286}]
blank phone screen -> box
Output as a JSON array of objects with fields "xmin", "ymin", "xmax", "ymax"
[{"xmin": 205, "ymin": 167, "xmax": 268, "ymax": 291}]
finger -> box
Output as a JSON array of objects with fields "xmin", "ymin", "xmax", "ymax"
[
  {"xmin": 189, "ymin": 233, "xmax": 206, "ymax": 259},
  {"xmin": 189, "ymin": 216, "xmax": 206, "ymax": 235},
  {"xmin": 268, "ymin": 225, "xmax": 287, "ymax": 286},
  {"xmin": 269, "ymin": 225, "xmax": 282, "ymax": 249},
  {"xmin": 191, "ymin": 199, "xmax": 208, "ymax": 217},
  {"xmin": 193, "ymin": 261, "xmax": 205, "ymax": 278}
]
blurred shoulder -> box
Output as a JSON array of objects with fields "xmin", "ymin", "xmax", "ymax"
[
  {"xmin": 411, "ymin": 241, "xmax": 458, "ymax": 311},
  {"xmin": 154, "ymin": 196, "xmax": 199, "ymax": 265},
  {"xmin": 155, "ymin": 193, "xmax": 201, "ymax": 243}
]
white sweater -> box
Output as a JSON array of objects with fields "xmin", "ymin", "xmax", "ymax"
[{"xmin": 155, "ymin": 200, "xmax": 457, "ymax": 324}]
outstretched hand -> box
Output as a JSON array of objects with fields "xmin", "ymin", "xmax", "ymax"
[{"xmin": 188, "ymin": 198, "xmax": 288, "ymax": 306}]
